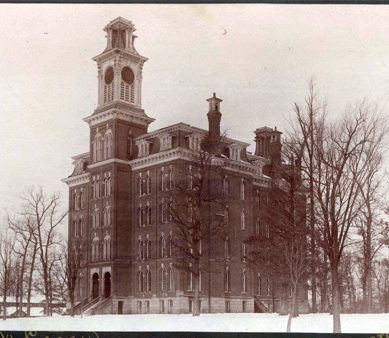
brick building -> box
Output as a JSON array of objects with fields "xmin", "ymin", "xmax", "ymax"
[{"xmin": 63, "ymin": 17, "xmax": 308, "ymax": 315}]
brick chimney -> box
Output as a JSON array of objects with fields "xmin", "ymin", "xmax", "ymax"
[
  {"xmin": 254, "ymin": 126, "xmax": 282, "ymax": 177},
  {"xmin": 207, "ymin": 93, "xmax": 222, "ymax": 142}
]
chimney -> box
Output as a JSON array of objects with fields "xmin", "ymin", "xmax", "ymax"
[
  {"xmin": 254, "ymin": 126, "xmax": 282, "ymax": 178},
  {"xmin": 207, "ymin": 93, "xmax": 222, "ymax": 143}
]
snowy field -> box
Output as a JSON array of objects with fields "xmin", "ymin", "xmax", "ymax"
[{"xmin": 0, "ymin": 313, "xmax": 388, "ymax": 333}]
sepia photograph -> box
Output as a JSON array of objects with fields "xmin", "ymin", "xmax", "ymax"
[{"xmin": 0, "ymin": 3, "xmax": 388, "ymax": 335}]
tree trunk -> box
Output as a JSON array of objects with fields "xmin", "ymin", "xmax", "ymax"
[
  {"xmin": 192, "ymin": 275, "xmax": 200, "ymax": 316},
  {"xmin": 309, "ymin": 171, "xmax": 318, "ymax": 313},
  {"xmin": 26, "ymin": 242, "xmax": 37, "ymax": 317},
  {"xmin": 320, "ymin": 255, "xmax": 328, "ymax": 312},
  {"xmin": 287, "ymin": 284, "xmax": 297, "ymax": 332},
  {"xmin": 331, "ymin": 265, "xmax": 341, "ymax": 333},
  {"xmin": 2, "ymin": 294, "xmax": 6, "ymax": 320}
]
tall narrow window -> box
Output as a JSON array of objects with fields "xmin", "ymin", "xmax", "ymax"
[
  {"xmin": 240, "ymin": 179, "xmax": 245, "ymax": 200},
  {"xmin": 241, "ymin": 210, "xmax": 246, "ymax": 230},
  {"xmin": 160, "ymin": 265, "xmax": 165, "ymax": 291},
  {"xmin": 188, "ymin": 269, "xmax": 193, "ymax": 291},
  {"xmin": 224, "ymin": 237, "xmax": 230, "ymax": 260},
  {"xmin": 168, "ymin": 234, "xmax": 173, "ymax": 258},
  {"xmin": 242, "ymin": 269, "xmax": 246, "ymax": 293},
  {"xmin": 199, "ymin": 269, "xmax": 202, "ymax": 292},
  {"xmin": 146, "ymin": 235, "xmax": 151, "ymax": 260},
  {"xmin": 168, "ymin": 264, "xmax": 174, "ymax": 291},
  {"xmin": 267, "ymin": 278, "xmax": 271, "ymax": 296},
  {"xmin": 160, "ymin": 234, "xmax": 165, "ymax": 258},
  {"xmin": 224, "ymin": 267, "xmax": 230, "ymax": 292},
  {"xmin": 138, "ymin": 268, "xmax": 143, "ymax": 292},
  {"xmin": 241, "ymin": 243, "xmax": 246, "ymax": 262},
  {"xmin": 146, "ymin": 266, "xmax": 151, "ymax": 292},
  {"xmin": 146, "ymin": 171, "xmax": 151, "ymax": 195}
]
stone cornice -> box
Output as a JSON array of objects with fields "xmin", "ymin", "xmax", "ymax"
[
  {"xmin": 83, "ymin": 107, "xmax": 155, "ymax": 128},
  {"xmin": 62, "ymin": 173, "xmax": 90, "ymax": 187},
  {"xmin": 87, "ymin": 158, "xmax": 131, "ymax": 169},
  {"xmin": 93, "ymin": 48, "xmax": 148, "ymax": 64},
  {"xmin": 130, "ymin": 147, "xmax": 271, "ymax": 186},
  {"xmin": 71, "ymin": 152, "xmax": 90, "ymax": 161}
]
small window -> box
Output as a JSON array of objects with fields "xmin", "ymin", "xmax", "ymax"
[{"xmin": 160, "ymin": 300, "xmax": 165, "ymax": 313}]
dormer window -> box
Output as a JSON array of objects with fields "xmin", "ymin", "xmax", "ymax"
[
  {"xmin": 159, "ymin": 134, "xmax": 172, "ymax": 151},
  {"xmin": 228, "ymin": 145, "xmax": 241, "ymax": 161},
  {"xmin": 136, "ymin": 140, "xmax": 150, "ymax": 158},
  {"xmin": 188, "ymin": 134, "xmax": 202, "ymax": 152}
]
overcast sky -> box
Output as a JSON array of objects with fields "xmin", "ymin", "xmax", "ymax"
[{"xmin": 1, "ymin": 4, "xmax": 389, "ymax": 221}]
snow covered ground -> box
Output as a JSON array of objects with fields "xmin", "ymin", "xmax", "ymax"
[{"xmin": 0, "ymin": 313, "xmax": 388, "ymax": 333}]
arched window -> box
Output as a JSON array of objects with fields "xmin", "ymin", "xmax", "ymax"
[
  {"xmin": 146, "ymin": 267, "xmax": 151, "ymax": 292},
  {"xmin": 104, "ymin": 129, "xmax": 113, "ymax": 159},
  {"xmin": 241, "ymin": 243, "xmax": 246, "ymax": 262},
  {"xmin": 93, "ymin": 133, "xmax": 103, "ymax": 162},
  {"xmin": 160, "ymin": 264, "xmax": 166, "ymax": 291},
  {"xmin": 146, "ymin": 235, "xmax": 151, "ymax": 260},
  {"xmin": 241, "ymin": 210, "xmax": 246, "ymax": 230},
  {"xmin": 160, "ymin": 234, "xmax": 165, "ymax": 258},
  {"xmin": 168, "ymin": 264, "xmax": 174, "ymax": 291},
  {"xmin": 146, "ymin": 171, "xmax": 151, "ymax": 194},
  {"xmin": 103, "ymin": 235, "xmax": 111, "ymax": 260},
  {"xmin": 168, "ymin": 234, "xmax": 173, "ymax": 258},
  {"xmin": 137, "ymin": 237, "xmax": 142, "ymax": 260},
  {"xmin": 224, "ymin": 266, "xmax": 230, "ymax": 292},
  {"xmin": 78, "ymin": 219, "xmax": 83, "ymax": 237},
  {"xmin": 91, "ymin": 207, "xmax": 99, "ymax": 229},
  {"xmin": 242, "ymin": 269, "xmax": 246, "ymax": 293},
  {"xmin": 80, "ymin": 189, "xmax": 84, "ymax": 209},
  {"xmin": 92, "ymin": 236, "xmax": 99, "ymax": 262},
  {"xmin": 138, "ymin": 205, "xmax": 142, "ymax": 227},
  {"xmin": 146, "ymin": 203, "xmax": 151, "ymax": 226},
  {"xmin": 240, "ymin": 179, "xmax": 245, "ymax": 201},
  {"xmin": 224, "ymin": 237, "xmax": 230, "ymax": 260},
  {"xmin": 138, "ymin": 268, "xmax": 144, "ymax": 292}
]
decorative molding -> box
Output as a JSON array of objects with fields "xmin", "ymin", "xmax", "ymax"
[
  {"xmin": 88, "ymin": 158, "xmax": 131, "ymax": 169},
  {"xmin": 62, "ymin": 172, "xmax": 90, "ymax": 187},
  {"xmin": 83, "ymin": 107, "xmax": 155, "ymax": 128}
]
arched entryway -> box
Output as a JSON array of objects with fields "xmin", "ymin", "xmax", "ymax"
[
  {"xmin": 104, "ymin": 272, "xmax": 111, "ymax": 298},
  {"xmin": 92, "ymin": 273, "xmax": 99, "ymax": 299}
]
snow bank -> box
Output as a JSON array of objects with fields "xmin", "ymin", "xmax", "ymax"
[{"xmin": 0, "ymin": 313, "xmax": 388, "ymax": 333}]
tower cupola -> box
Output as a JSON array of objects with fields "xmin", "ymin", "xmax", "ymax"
[{"xmin": 93, "ymin": 17, "xmax": 148, "ymax": 109}]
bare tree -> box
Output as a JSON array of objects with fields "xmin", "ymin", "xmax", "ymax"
[
  {"xmin": 8, "ymin": 214, "xmax": 37, "ymax": 316},
  {"xmin": 353, "ymin": 119, "xmax": 388, "ymax": 313},
  {"xmin": 21, "ymin": 187, "xmax": 67, "ymax": 316},
  {"xmin": 57, "ymin": 238, "xmax": 86, "ymax": 316},
  {"xmin": 0, "ymin": 231, "xmax": 15, "ymax": 320},
  {"xmin": 290, "ymin": 79, "xmax": 327, "ymax": 313},
  {"xmin": 313, "ymin": 103, "xmax": 384, "ymax": 332},
  {"xmin": 167, "ymin": 136, "xmax": 227, "ymax": 316},
  {"xmin": 247, "ymin": 153, "xmax": 309, "ymax": 332}
]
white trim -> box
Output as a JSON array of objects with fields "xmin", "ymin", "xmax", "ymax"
[
  {"xmin": 83, "ymin": 108, "xmax": 154, "ymax": 128},
  {"xmin": 62, "ymin": 173, "xmax": 90, "ymax": 187}
]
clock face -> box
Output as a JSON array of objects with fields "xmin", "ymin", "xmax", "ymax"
[
  {"xmin": 104, "ymin": 67, "xmax": 114, "ymax": 84},
  {"xmin": 121, "ymin": 67, "xmax": 134, "ymax": 85}
]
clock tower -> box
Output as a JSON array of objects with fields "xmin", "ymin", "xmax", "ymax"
[{"xmin": 81, "ymin": 17, "xmax": 154, "ymax": 306}]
